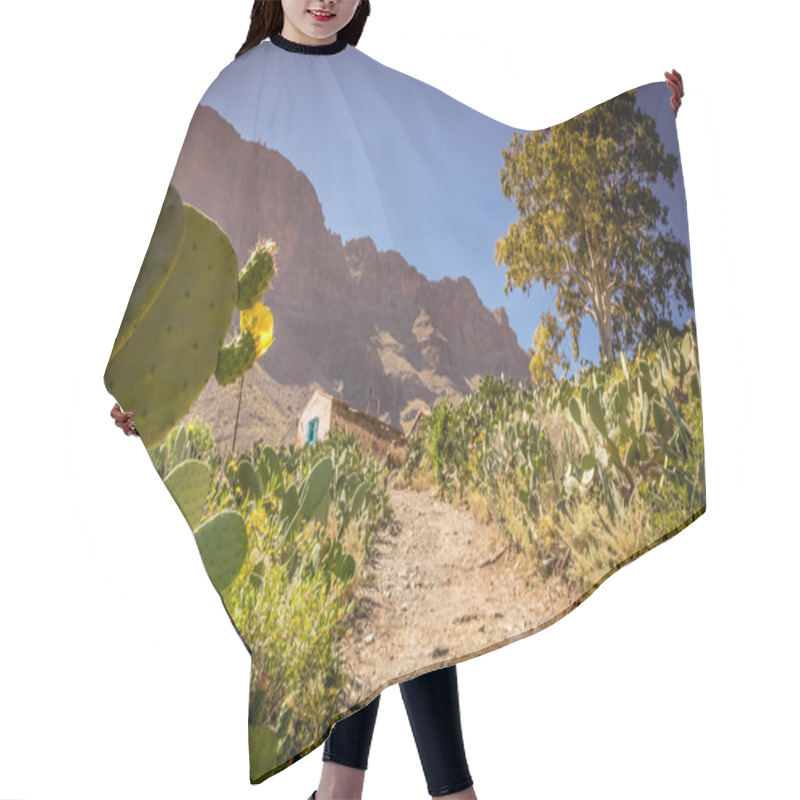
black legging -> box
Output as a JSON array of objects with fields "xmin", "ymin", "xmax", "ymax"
[{"xmin": 323, "ymin": 664, "xmax": 474, "ymax": 797}]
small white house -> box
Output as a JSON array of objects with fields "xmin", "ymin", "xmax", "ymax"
[{"xmin": 292, "ymin": 387, "xmax": 407, "ymax": 467}]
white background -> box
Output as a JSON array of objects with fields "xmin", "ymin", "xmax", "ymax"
[{"xmin": 1, "ymin": 1, "xmax": 796, "ymax": 798}]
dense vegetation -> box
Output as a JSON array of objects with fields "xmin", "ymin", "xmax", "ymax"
[{"xmin": 401, "ymin": 322, "xmax": 705, "ymax": 593}]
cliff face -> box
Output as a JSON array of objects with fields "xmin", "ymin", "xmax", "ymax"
[{"xmin": 170, "ymin": 104, "xmax": 532, "ymax": 449}]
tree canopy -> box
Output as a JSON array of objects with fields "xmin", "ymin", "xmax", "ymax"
[{"xmin": 495, "ymin": 88, "xmax": 693, "ymax": 377}]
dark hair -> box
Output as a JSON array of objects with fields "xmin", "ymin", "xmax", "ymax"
[{"xmin": 236, "ymin": 1, "xmax": 371, "ymax": 59}]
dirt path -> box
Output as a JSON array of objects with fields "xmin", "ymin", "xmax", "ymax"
[{"xmin": 335, "ymin": 476, "xmax": 573, "ymax": 708}]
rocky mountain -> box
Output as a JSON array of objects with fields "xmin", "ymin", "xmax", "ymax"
[{"xmin": 169, "ymin": 103, "xmax": 533, "ymax": 452}]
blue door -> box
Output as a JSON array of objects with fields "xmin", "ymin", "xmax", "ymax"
[{"xmin": 306, "ymin": 416, "xmax": 319, "ymax": 445}]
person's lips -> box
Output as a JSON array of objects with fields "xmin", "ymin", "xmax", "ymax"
[{"xmin": 308, "ymin": 9, "xmax": 335, "ymax": 21}]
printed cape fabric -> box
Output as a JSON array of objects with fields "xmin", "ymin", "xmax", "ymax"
[{"xmin": 104, "ymin": 32, "xmax": 707, "ymax": 785}]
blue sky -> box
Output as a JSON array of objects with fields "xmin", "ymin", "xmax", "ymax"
[{"xmin": 200, "ymin": 41, "xmax": 693, "ymax": 376}]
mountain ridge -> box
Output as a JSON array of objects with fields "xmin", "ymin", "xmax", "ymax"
[{"xmin": 168, "ymin": 103, "xmax": 533, "ymax": 453}]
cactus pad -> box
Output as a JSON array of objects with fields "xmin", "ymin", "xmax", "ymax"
[
  {"xmin": 164, "ymin": 459, "xmax": 211, "ymax": 531},
  {"xmin": 248, "ymin": 724, "xmax": 278, "ymax": 781},
  {"xmin": 104, "ymin": 203, "xmax": 239, "ymax": 450},
  {"xmin": 194, "ymin": 510, "xmax": 248, "ymax": 593},
  {"xmin": 215, "ymin": 329, "xmax": 257, "ymax": 386},
  {"xmin": 236, "ymin": 458, "xmax": 264, "ymax": 503},
  {"xmin": 109, "ymin": 183, "xmax": 186, "ymax": 361},
  {"xmin": 237, "ymin": 240, "xmax": 276, "ymax": 310}
]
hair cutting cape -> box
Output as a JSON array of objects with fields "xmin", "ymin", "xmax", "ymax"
[{"xmin": 104, "ymin": 31, "xmax": 706, "ymax": 785}]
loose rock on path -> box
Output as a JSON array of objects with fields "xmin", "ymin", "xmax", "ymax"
[{"xmin": 335, "ymin": 476, "xmax": 573, "ymax": 709}]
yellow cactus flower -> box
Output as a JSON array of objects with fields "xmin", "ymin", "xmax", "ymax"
[{"xmin": 240, "ymin": 302, "xmax": 275, "ymax": 358}]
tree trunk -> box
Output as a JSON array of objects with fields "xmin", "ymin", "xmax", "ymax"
[{"xmin": 598, "ymin": 308, "xmax": 614, "ymax": 363}]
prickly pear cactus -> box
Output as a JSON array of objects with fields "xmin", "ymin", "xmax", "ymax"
[
  {"xmin": 215, "ymin": 329, "xmax": 257, "ymax": 386},
  {"xmin": 104, "ymin": 195, "xmax": 239, "ymax": 449},
  {"xmin": 109, "ymin": 183, "xmax": 186, "ymax": 361},
  {"xmin": 164, "ymin": 459, "xmax": 211, "ymax": 530},
  {"xmin": 193, "ymin": 510, "xmax": 248, "ymax": 592},
  {"xmin": 248, "ymin": 705, "xmax": 295, "ymax": 781},
  {"xmin": 299, "ymin": 456, "xmax": 334, "ymax": 521},
  {"xmin": 235, "ymin": 458, "xmax": 264, "ymax": 503},
  {"xmin": 237, "ymin": 239, "xmax": 276, "ymax": 310},
  {"xmin": 248, "ymin": 724, "xmax": 279, "ymax": 780}
]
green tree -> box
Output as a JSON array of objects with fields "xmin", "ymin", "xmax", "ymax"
[
  {"xmin": 529, "ymin": 310, "xmax": 570, "ymax": 387},
  {"xmin": 495, "ymin": 88, "xmax": 692, "ymax": 364}
]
